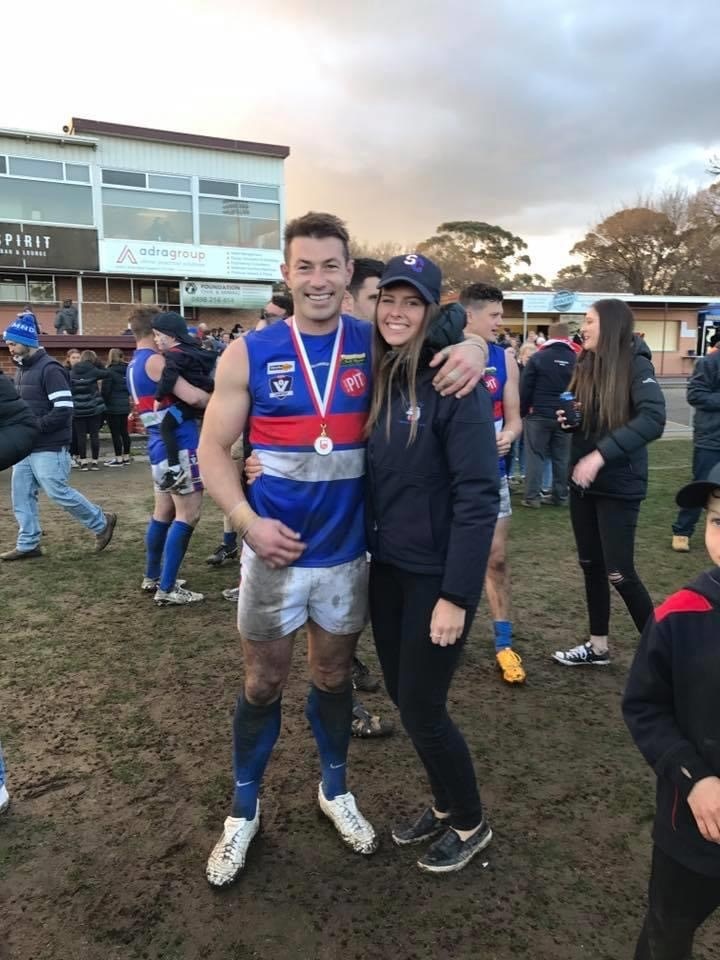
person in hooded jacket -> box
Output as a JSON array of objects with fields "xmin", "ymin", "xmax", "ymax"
[
  {"xmin": 0, "ymin": 369, "xmax": 39, "ymax": 471},
  {"xmin": 365, "ymin": 255, "xmax": 500, "ymax": 874},
  {"xmin": 0, "ymin": 371, "xmax": 40, "ymax": 815},
  {"xmin": 623, "ymin": 464, "xmax": 720, "ymax": 960},
  {"xmin": 101, "ymin": 348, "xmax": 132, "ymax": 466},
  {"xmin": 552, "ymin": 299, "xmax": 666, "ymax": 666},
  {"xmin": 69, "ymin": 350, "xmax": 111, "ymax": 470}
]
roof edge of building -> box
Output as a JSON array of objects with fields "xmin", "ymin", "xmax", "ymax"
[{"xmin": 69, "ymin": 117, "xmax": 290, "ymax": 159}]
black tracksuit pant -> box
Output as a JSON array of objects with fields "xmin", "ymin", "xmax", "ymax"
[
  {"xmin": 369, "ymin": 560, "xmax": 483, "ymax": 831},
  {"xmin": 634, "ymin": 845, "xmax": 720, "ymax": 960}
]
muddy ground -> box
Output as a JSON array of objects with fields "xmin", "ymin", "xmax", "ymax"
[{"xmin": 0, "ymin": 439, "xmax": 718, "ymax": 959}]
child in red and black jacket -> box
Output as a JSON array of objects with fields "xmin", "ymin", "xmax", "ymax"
[{"xmin": 623, "ymin": 462, "xmax": 720, "ymax": 960}]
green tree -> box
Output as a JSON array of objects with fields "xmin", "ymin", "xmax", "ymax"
[
  {"xmin": 417, "ymin": 221, "xmax": 543, "ymax": 293},
  {"xmin": 559, "ymin": 191, "xmax": 720, "ymax": 295}
]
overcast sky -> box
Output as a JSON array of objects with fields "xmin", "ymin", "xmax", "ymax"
[{"xmin": 5, "ymin": 0, "xmax": 720, "ymax": 278}]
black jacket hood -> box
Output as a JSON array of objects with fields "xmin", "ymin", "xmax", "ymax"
[
  {"xmin": 688, "ymin": 567, "xmax": 720, "ymax": 607},
  {"xmin": 633, "ymin": 335, "xmax": 653, "ymax": 361},
  {"xmin": 419, "ymin": 303, "xmax": 467, "ymax": 365}
]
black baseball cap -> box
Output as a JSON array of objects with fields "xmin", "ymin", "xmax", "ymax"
[
  {"xmin": 377, "ymin": 254, "xmax": 442, "ymax": 305},
  {"xmin": 151, "ymin": 311, "xmax": 196, "ymax": 345},
  {"xmin": 675, "ymin": 463, "xmax": 720, "ymax": 508}
]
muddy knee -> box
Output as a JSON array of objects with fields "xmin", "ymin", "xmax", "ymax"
[{"xmin": 244, "ymin": 671, "xmax": 285, "ymax": 705}]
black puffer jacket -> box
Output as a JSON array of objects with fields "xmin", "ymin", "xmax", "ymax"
[
  {"xmin": 365, "ymin": 303, "xmax": 500, "ymax": 610},
  {"xmin": 570, "ymin": 338, "xmax": 666, "ymax": 500},
  {"xmin": 70, "ymin": 360, "xmax": 110, "ymax": 419},
  {"xmin": 0, "ymin": 370, "xmax": 39, "ymax": 470},
  {"xmin": 687, "ymin": 351, "xmax": 720, "ymax": 452},
  {"xmin": 101, "ymin": 361, "xmax": 131, "ymax": 415},
  {"xmin": 623, "ymin": 569, "xmax": 720, "ymax": 877}
]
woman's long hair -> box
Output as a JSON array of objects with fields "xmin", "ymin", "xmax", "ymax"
[
  {"xmin": 107, "ymin": 348, "xmax": 124, "ymax": 366},
  {"xmin": 570, "ymin": 298, "xmax": 635, "ymax": 435},
  {"xmin": 80, "ymin": 349, "xmax": 98, "ymax": 364},
  {"xmin": 366, "ymin": 298, "xmax": 439, "ymax": 445}
]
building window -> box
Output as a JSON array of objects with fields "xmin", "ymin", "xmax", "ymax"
[
  {"xmin": 28, "ymin": 277, "xmax": 56, "ymax": 302},
  {"xmin": 637, "ymin": 320, "xmax": 679, "ymax": 354},
  {"xmin": 199, "ymin": 178, "xmax": 238, "ymax": 197},
  {"xmin": 0, "ymin": 278, "xmax": 27, "ymax": 301},
  {"xmin": 65, "ymin": 164, "xmax": 90, "ymax": 183},
  {"xmin": 240, "ymin": 184, "xmax": 279, "ymax": 201},
  {"xmin": 199, "ymin": 198, "xmax": 280, "ymax": 249},
  {"xmin": 102, "ymin": 169, "xmax": 147, "ymax": 188},
  {"xmin": 9, "ymin": 157, "xmax": 64, "ymax": 180},
  {"xmin": 148, "ymin": 174, "xmax": 191, "ymax": 192},
  {"xmin": 0, "ymin": 178, "xmax": 93, "ymax": 225},
  {"xmin": 0, "ymin": 157, "xmax": 6, "ymax": 175},
  {"xmin": 138, "ymin": 284, "xmax": 156, "ymax": 304},
  {"xmin": 102, "ymin": 188, "xmax": 193, "ymax": 243}
]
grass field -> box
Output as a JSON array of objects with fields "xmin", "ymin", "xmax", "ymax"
[{"xmin": 0, "ymin": 438, "xmax": 718, "ymax": 960}]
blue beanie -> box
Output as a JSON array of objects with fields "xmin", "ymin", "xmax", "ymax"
[{"xmin": 3, "ymin": 314, "xmax": 40, "ymax": 348}]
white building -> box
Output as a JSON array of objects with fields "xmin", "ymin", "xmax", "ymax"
[{"xmin": 0, "ymin": 118, "xmax": 289, "ymax": 333}]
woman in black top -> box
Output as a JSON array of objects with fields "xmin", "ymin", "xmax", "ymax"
[
  {"xmin": 102, "ymin": 348, "xmax": 131, "ymax": 466},
  {"xmin": 69, "ymin": 350, "xmax": 110, "ymax": 470},
  {"xmin": 552, "ymin": 299, "xmax": 666, "ymax": 666},
  {"xmin": 365, "ymin": 254, "xmax": 499, "ymax": 875}
]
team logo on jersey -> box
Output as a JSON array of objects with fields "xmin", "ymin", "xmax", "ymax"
[
  {"xmin": 339, "ymin": 368, "xmax": 368, "ymax": 397},
  {"xmin": 483, "ymin": 373, "xmax": 499, "ymax": 395},
  {"xmin": 269, "ymin": 375, "xmax": 294, "ymax": 398},
  {"xmin": 267, "ymin": 360, "xmax": 296, "ymax": 374},
  {"xmin": 405, "ymin": 404, "xmax": 422, "ymax": 422},
  {"xmin": 340, "ymin": 352, "xmax": 367, "ymax": 366}
]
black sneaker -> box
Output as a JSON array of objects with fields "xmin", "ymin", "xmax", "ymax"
[
  {"xmin": 392, "ymin": 807, "xmax": 449, "ymax": 846},
  {"xmin": 157, "ymin": 468, "xmax": 187, "ymax": 492},
  {"xmin": 417, "ymin": 821, "xmax": 492, "ymax": 874},
  {"xmin": 552, "ymin": 641, "xmax": 611, "ymax": 666},
  {"xmin": 351, "ymin": 656, "xmax": 380, "ymax": 693},
  {"xmin": 206, "ymin": 543, "xmax": 239, "ymax": 566}
]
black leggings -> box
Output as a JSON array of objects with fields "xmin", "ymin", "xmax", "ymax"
[
  {"xmin": 369, "ymin": 561, "xmax": 483, "ymax": 831},
  {"xmin": 106, "ymin": 413, "xmax": 131, "ymax": 457},
  {"xmin": 73, "ymin": 414, "xmax": 103, "ymax": 462},
  {"xmin": 569, "ymin": 489, "xmax": 653, "ymax": 636}
]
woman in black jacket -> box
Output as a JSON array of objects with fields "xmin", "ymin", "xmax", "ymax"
[
  {"xmin": 365, "ymin": 254, "xmax": 500, "ymax": 875},
  {"xmin": 553, "ymin": 299, "xmax": 666, "ymax": 667},
  {"xmin": 101, "ymin": 348, "xmax": 131, "ymax": 466},
  {"xmin": 69, "ymin": 350, "xmax": 110, "ymax": 470}
]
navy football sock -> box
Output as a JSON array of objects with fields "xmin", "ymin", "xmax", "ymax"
[
  {"xmin": 231, "ymin": 695, "xmax": 281, "ymax": 819},
  {"xmin": 223, "ymin": 530, "xmax": 238, "ymax": 553},
  {"xmin": 305, "ymin": 684, "xmax": 353, "ymax": 800}
]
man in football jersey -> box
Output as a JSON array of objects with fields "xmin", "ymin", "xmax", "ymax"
[
  {"xmin": 460, "ymin": 283, "xmax": 525, "ymax": 685},
  {"xmin": 199, "ymin": 213, "xmax": 486, "ymax": 888}
]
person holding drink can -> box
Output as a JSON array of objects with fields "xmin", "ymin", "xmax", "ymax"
[{"xmin": 552, "ymin": 299, "xmax": 666, "ymax": 666}]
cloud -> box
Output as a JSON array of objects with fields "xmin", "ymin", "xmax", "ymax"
[{"xmin": 5, "ymin": 0, "xmax": 720, "ymax": 276}]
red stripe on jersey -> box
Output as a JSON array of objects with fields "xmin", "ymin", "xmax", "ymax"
[
  {"xmin": 249, "ymin": 411, "xmax": 368, "ymax": 448},
  {"xmin": 493, "ymin": 400, "xmax": 503, "ymax": 420},
  {"xmin": 655, "ymin": 589, "xmax": 713, "ymax": 623}
]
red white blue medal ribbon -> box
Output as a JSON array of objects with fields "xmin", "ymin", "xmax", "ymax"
[{"xmin": 289, "ymin": 317, "xmax": 344, "ymax": 455}]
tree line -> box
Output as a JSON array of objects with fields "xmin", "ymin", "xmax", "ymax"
[{"xmin": 351, "ymin": 163, "xmax": 720, "ymax": 296}]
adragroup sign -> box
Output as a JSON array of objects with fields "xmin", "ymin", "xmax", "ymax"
[{"xmin": 99, "ymin": 238, "xmax": 282, "ymax": 281}]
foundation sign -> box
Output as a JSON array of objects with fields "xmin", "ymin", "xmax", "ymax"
[
  {"xmin": 0, "ymin": 223, "xmax": 99, "ymax": 270},
  {"xmin": 181, "ymin": 280, "xmax": 272, "ymax": 309}
]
